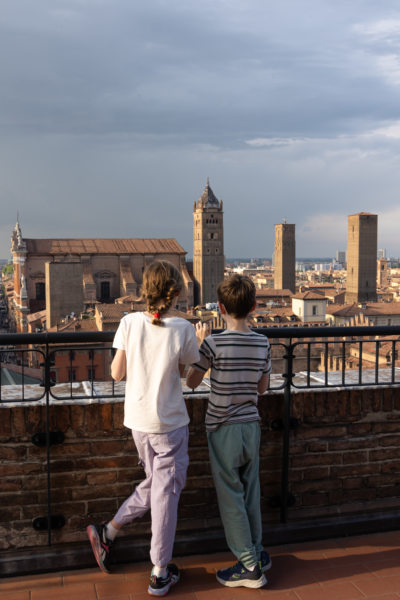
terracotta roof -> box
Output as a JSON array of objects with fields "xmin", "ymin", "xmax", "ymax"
[
  {"xmin": 49, "ymin": 317, "xmax": 98, "ymax": 332},
  {"xmin": 256, "ymin": 289, "xmax": 293, "ymax": 297},
  {"xmin": 96, "ymin": 304, "xmax": 129, "ymax": 321},
  {"xmin": 24, "ymin": 238, "xmax": 186, "ymax": 255},
  {"xmin": 27, "ymin": 310, "xmax": 46, "ymax": 323},
  {"xmin": 292, "ymin": 291, "xmax": 326, "ymax": 300},
  {"xmin": 327, "ymin": 302, "xmax": 400, "ymax": 317}
]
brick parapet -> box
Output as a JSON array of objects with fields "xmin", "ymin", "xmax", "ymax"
[{"xmin": 1, "ymin": 386, "xmax": 400, "ymax": 551}]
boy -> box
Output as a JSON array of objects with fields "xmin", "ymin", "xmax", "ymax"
[{"xmin": 186, "ymin": 274, "xmax": 272, "ymax": 589}]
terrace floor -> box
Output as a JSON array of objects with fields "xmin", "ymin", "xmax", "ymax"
[{"xmin": 2, "ymin": 530, "xmax": 400, "ymax": 600}]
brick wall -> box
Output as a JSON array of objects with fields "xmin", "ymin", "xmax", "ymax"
[{"xmin": 1, "ymin": 386, "xmax": 400, "ymax": 551}]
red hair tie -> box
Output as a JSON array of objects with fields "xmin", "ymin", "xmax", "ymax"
[{"xmin": 153, "ymin": 312, "xmax": 161, "ymax": 320}]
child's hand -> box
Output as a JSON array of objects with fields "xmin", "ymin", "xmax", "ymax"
[{"xmin": 195, "ymin": 321, "xmax": 211, "ymax": 346}]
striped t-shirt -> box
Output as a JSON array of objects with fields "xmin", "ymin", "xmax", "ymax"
[{"xmin": 192, "ymin": 329, "xmax": 271, "ymax": 431}]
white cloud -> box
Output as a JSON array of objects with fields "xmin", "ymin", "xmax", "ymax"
[
  {"xmin": 353, "ymin": 18, "xmax": 400, "ymax": 44},
  {"xmin": 245, "ymin": 137, "xmax": 304, "ymax": 148}
]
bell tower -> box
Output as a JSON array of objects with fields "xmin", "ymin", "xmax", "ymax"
[{"xmin": 193, "ymin": 179, "xmax": 224, "ymax": 305}]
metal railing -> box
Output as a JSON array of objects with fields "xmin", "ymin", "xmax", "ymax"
[{"xmin": 2, "ymin": 325, "xmax": 400, "ymax": 543}]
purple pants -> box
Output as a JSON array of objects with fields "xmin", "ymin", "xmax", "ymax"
[{"xmin": 113, "ymin": 425, "xmax": 189, "ymax": 566}]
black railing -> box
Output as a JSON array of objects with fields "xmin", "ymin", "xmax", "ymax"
[{"xmin": 2, "ymin": 325, "xmax": 400, "ymax": 543}]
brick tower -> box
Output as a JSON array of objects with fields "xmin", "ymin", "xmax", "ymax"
[
  {"xmin": 345, "ymin": 212, "xmax": 377, "ymax": 304},
  {"xmin": 193, "ymin": 179, "xmax": 224, "ymax": 305},
  {"xmin": 274, "ymin": 222, "xmax": 296, "ymax": 293}
]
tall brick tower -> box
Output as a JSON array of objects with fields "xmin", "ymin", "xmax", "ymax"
[
  {"xmin": 274, "ymin": 221, "xmax": 296, "ymax": 293},
  {"xmin": 10, "ymin": 220, "xmax": 29, "ymax": 332},
  {"xmin": 345, "ymin": 212, "xmax": 377, "ymax": 304},
  {"xmin": 377, "ymin": 258, "xmax": 389, "ymax": 288},
  {"xmin": 193, "ymin": 179, "xmax": 224, "ymax": 305}
]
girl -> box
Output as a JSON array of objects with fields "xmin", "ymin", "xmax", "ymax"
[{"xmin": 86, "ymin": 260, "xmax": 199, "ymax": 597}]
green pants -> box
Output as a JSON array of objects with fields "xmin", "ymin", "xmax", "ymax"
[{"xmin": 207, "ymin": 421, "xmax": 263, "ymax": 568}]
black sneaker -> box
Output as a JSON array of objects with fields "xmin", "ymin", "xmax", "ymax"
[
  {"xmin": 260, "ymin": 550, "xmax": 272, "ymax": 572},
  {"xmin": 86, "ymin": 523, "xmax": 113, "ymax": 573},
  {"xmin": 148, "ymin": 563, "xmax": 180, "ymax": 596},
  {"xmin": 216, "ymin": 561, "xmax": 266, "ymax": 588}
]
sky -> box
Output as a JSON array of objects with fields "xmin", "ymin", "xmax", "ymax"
[{"xmin": 2, "ymin": 0, "xmax": 400, "ymax": 259}]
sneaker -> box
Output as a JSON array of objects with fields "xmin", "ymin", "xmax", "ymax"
[
  {"xmin": 148, "ymin": 563, "xmax": 180, "ymax": 596},
  {"xmin": 216, "ymin": 561, "xmax": 266, "ymax": 588},
  {"xmin": 86, "ymin": 523, "xmax": 113, "ymax": 573},
  {"xmin": 260, "ymin": 550, "xmax": 272, "ymax": 572}
]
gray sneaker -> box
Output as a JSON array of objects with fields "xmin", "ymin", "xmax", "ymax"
[
  {"xmin": 148, "ymin": 563, "xmax": 180, "ymax": 596},
  {"xmin": 86, "ymin": 523, "xmax": 113, "ymax": 573}
]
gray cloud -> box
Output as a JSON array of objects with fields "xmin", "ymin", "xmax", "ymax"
[{"xmin": 2, "ymin": 0, "xmax": 400, "ymax": 258}]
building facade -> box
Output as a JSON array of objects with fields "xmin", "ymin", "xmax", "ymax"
[
  {"xmin": 193, "ymin": 180, "xmax": 225, "ymax": 305},
  {"xmin": 274, "ymin": 222, "xmax": 296, "ymax": 293},
  {"xmin": 345, "ymin": 212, "xmax": 377, "ymax": 304},
  {"xmin": 291, "ymin": 291, "xmax": 327, "ymax": 323},
  {"xmin": 10, "ymin": 222, "xmax": 194, "ymax": 332}
]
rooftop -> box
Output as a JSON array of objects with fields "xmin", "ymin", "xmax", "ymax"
[
  {"xmin": 3, "ymin": 531, "xmax": 400, "ymax": 599},
  {"xmin": 24, "ymin": 238, "xmax": 186, "ymax": 255}
]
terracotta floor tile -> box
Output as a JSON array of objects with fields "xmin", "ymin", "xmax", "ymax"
[
  {"xmin": 311, "ymin": 564, "xmax": 377, "ymax": 585},
  {"xmin": 258, "ymin": 592, "xmax": 302, "ymax": 600},
  {"xmin": 30, "ymin": 582, "xmax": 97, "ymax": 600},
  {"xmin": 0, "ymin": 573, "xmax": 63, "ymax": 592},
  {"xmin": 0, "ymin": 592, "xmax": 30, "ymax": 600},
  {"xmin": 5, "ymin": 533, "xmax": 400, "ymax": 599},
  {"xmin": 96, "ymin": 575, "xmax": 149, "ymax": 597},
  {"xmin": 62, "ymin": 567, "xmax": 119, "ymax": 585},
  {"xmin": 357, "ymin": 596, "xmax": 400, "ymax": 600},
  {"xmin": 353, "ymin": 574, "xmax": 400, "ymax": 596},
  {"xmin": 371, "ymin": 560, "xmax": 400, "ymax": 578},
  {"xmin": 295, "ymin": 582, "xmax": 364, "ymax": 600},
  {"xmin": 194, "ymin": 586, "xmax": 238, "ymax": 599}
]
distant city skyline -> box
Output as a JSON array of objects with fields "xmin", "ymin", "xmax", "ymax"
[{"xmin": 2, "ymin": 1, "xmax": 400, "ymax": 258}]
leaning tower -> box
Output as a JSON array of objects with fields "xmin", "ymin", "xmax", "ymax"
[{"xmin": 193, "ymin": 179, "xmax": 225, "ymax": 305}]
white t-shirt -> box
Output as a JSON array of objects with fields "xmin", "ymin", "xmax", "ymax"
[{"xmin": 113, "ymin": 312, "xmax": 200, "ymax": 433}]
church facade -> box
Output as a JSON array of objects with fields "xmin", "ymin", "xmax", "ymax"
[{"xmin": 10, "ymin": 221, "xmax": 194, "ymax": 332}]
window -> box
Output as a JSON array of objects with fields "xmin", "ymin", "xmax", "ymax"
[
  {"xmin": 101, "ymin": 281, "xmax": 111, "ymax": 301},
  {"xmin": 87, "ymin": 367, "xmax": 96, "ymax": 380},
  {"xmin": 68, "ymin": 368, "xmax": 76, "ymax": 382},
  {"xmin": 35, "ymin": 282, "xmax": 45, "ymax": 300},
  {"xmin": 312, "ymin": 305, "xmax": 317, "ymax": 316}
]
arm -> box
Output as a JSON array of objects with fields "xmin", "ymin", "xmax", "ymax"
[
  {"xmin": 186, "ymin": 322, "xmax": 212, "ymax": 389},
  {"xmin": 257, "ymin": 373, "xmax": 269, "ymax": 395},
  {"xmin": 111, "ymin": 349, "xmax": 126, "ymax": 381},
  {"xmin": 194, "ymin": 321, "xmax": 211, "ymax": 346},
  {"xmin": 186, "ymin": 366, "xmax": 205, "ymax": 389}
]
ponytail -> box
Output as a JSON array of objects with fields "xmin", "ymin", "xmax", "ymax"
[{"xmin": 142, "ymin": 261, "xmax": 183, "ymax": 326}]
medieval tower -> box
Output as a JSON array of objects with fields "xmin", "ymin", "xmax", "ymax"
[
  {"xmin": 345, "ymin": 212, "xmax": 377, "ymax": 304},
  {"xmin": 193, "ymin": 179, "xmax": 225, "ymax": 305},
  {"xmin": 274, "ymin": 222, "xmax": 296, "ymax": 293}
]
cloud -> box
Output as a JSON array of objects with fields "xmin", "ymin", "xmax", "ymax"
[{"xmin": 3, "ymin": 1, "xmax": 400, "ymax": 259}]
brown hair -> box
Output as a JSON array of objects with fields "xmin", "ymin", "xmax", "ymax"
[
  {"xmin": 142, "ymin": 261, "xmax": 183, "ymax": 326},
  {"xmin": 217, "ymin": 274, "xmax": 256, "ymax": 319}
]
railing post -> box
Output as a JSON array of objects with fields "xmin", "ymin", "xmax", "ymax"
[
  {"xmin": 281, "ymin": 339, "xmax": 294, "ymax": 523},
  {"xmin": 44, "ymin": 341, "xmax": 52, "ymax": 545}
]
